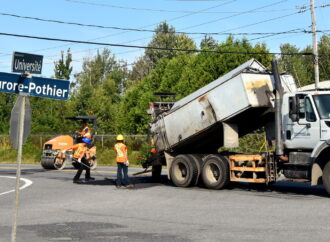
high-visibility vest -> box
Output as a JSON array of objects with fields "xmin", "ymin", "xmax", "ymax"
[
  {"xmin": 114, "ymin": 143, "xmax": 127, "ymax": 163},
  {"xmin": 73, "ymin": 143, "xmax": 87, "ymax": 159},
  {"xmin": 151, "ymin": 147, "xmax": 157, "ymax": 154}
]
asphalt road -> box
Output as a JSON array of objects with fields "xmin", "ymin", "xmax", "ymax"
[{"xmin": 1, "ymin": 164, "xmax": 330, "ymax": 242}]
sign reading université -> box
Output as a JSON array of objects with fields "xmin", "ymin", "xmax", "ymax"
[
  {"xmin": 0, "ymin": 72, "xmax": 70, "ymax": 100},
  {"xmin": 12, "ymin": 52, "xmax": 43, "ymax": 75}
]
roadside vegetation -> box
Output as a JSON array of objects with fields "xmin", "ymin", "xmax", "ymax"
[{"xmin": 1, "ymin": 22, "xmax": 329, "ymax": 165}]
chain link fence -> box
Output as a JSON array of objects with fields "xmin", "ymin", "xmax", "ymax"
[
  {"xmin": 0, "ymin": 133, "xmax": 268, "ymax": 165},
  {"xmin": 0, "ymin": 134, "xmax": 148, "ymax": 165}
]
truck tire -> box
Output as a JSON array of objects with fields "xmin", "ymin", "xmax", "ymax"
[
  {"xmin": 322, "ymin": 161, "xmax": 330, "ymax": 194},
  {"xmin": 201, "ymin": 155, "xmax": 230, "ymax": 190},
  {"xmin": 152, "ymin": 165, "xmax": 162, "ymax": 182},
  {"xmin": 170, "ymin": 155, "xmax": 198, "ymax": 187},
  {"xmin": 188, "ymin": 154, "xmax": 202, "ymax": 185}
]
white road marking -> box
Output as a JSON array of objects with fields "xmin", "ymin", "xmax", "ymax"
[{"xmin": 0, "ymin": 176, "xmax": 33, "ymax": 196}]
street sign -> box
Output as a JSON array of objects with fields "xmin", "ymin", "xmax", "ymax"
[
  {"xmin": 6, "ymin": 51, "xmax": 66, "ymax": 242},
  {"xmin": 10, "ymin": 96, "xmax": 32, "ymax": 149},
  {"xmin": 0, "ymin": 72, "xmax": 70, "ymax": 100},
  {"xmin": 12, "ymin": 52, "xmax": 43, "ymax": 75}
]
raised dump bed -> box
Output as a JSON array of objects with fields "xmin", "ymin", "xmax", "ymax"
[{"xmin": 150, "ymin": 59, "xmax": 296, "ymax": 154}]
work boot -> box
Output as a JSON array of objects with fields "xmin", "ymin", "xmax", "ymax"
[
  {"xmin": 125, "ymin": 184, "xmax": 135, "ymax": 189},
  {"xmin": 116, "ymin": 185, "xmax": 122, "ymax": 189},
  {"xmin": 85, "ymin": 177, "xmax": 95, "ymax": 181},
  {"xmin": 73, "ymin": 179, "xmax": 84, "ymax": 184}
]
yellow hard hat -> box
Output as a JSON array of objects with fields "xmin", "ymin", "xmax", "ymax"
[{"xmin": 116, "ymin": 134, "xmax": 124, "ymax": 141}]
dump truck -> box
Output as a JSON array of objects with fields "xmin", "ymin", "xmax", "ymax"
[
  {"xmin": 41, "ymin": 116, "xmax": 97, "ymax": 170},
  {"xmin": 145, "ymin": 58, "xmax": 330, "ymax": 194}
]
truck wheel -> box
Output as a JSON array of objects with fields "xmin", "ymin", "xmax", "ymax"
[
  {"xmin": 188, "ymin": 154, "xmax": 202, "ymax": 185},
  {"xmin": 152, "ymin": 165, "xmax": 162, "ymax": 182},
  {"xmin": 170, "ymin": 155, "xmax": 198, "ymax": 187},
  {"xmin": 201, "ymin": 155, "xmax": 230, "ymax": 190},
  {"xmin": 322, "ymin": 161, "xmax": 330, "ymax": 194}
]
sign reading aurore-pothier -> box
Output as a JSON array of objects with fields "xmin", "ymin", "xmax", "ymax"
[
  {"xmin": 0, "ymin": 72, "xmax": 69, "ymax": 100},
  {"xmin": 12, "ymin": 52, "xmax": 43, "ymax": 74}
]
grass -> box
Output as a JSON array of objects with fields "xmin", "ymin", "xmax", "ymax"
[
  {"xmin": 0, "ymin": 133, "xmax": 268, "ymax": 167},
  {"xmin": 0, "ymin": 135, "xmax": 147, "ymax": 167}
]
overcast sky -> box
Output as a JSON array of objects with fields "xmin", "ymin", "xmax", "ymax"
[{"xmin": 0, "ymin": 0, "xmax": 329, "ymax": 79}]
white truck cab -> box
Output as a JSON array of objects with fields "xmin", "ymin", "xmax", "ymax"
[{"xmin": 283, "ymin": 91, "xmax": 330, "ymax": 149}]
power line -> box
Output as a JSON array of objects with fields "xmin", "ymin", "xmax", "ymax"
[
  {"xmin": 0, "ymin": 0, "xmax": 238, "ymax": 58},
  {"xmin": 0, "ymin": 12, "xmax": 316, "ymax": 36},
  {"xmin": 0, "ymin": 0, "xmax": 319, "ymax": 63},
  {"xmin": 68, "ymin": 2, "xmax": 321, "ymax": 59},
  {"xmin": 65, "ymin": 0, "xmax": 237, "ymax": 13},
  {"xmin": 178, "ymin": 0, "xmax": 289, "ymax": 31},
  {"xmin": 248, "ymin": 28, "xmax": 306, "ymax": 41},
  {"xmin": 65, "ymin": 0, "xmax": 300, "ymax": 14},
  {"xmin": 41, "ymin": 26, "xmax": 315, "ymax": 66},
  {"xmin": 0, "ymin": 12, "xmax": 159, "ymax": 34},
  {"xmin": 0, "ymin": 31, "xmax": 317, "ymax": 56},
  {"xmin": 217, "ymin": 11, "xmax": 304, "ymax": 35}
]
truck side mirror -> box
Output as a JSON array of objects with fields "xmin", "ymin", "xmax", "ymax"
[{"xmin": 289, "ymin": 96, "xmax": 299, "ymax": 122}]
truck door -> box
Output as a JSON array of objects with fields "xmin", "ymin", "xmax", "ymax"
[
  {"xmin": 285, "ymin": 95, "xmax": 320, "ymax": 149},
  {"xmin": 313, "ymin": 94, "xmax": 330, "ymax": 141}
]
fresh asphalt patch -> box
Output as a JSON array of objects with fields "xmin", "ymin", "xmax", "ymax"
[
  {"xmin": 1, "ymin": 164, "xmax": 330, "ymax": 241},
  {"xmin": 0, "ymin": 222, "xmax": 189, "ymax": 242}
]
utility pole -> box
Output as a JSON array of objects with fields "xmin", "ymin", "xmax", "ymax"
[{"xmin": 310, "ymin": 0, "xmax": 320, "ymax": 88}]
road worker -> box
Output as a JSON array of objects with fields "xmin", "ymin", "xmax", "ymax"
[
  {"xmin": 114, "ymin": 134, "xmax": 134, "ymax": 188},
  {"xmin": 79, "ymin": 122, "xmax": 91, "ymax": 139},
  {"xmin": 63, "ymin": 137, "xmax": 95, "ymax": 184},
  {"xmin": 150, "ymin": 138, "xmax": 162, "ymax": 182}
]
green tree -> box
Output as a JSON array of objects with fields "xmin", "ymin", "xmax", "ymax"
[
  {"xmin": 54, "ymin": 49, "xmax": 73, "ymax": 80},
  {"xmin": 200, "ymin": 35, "xmax": 218, "ymax": 50},
  {"xmin": 145, "ymin": 22, "xmax": 196, "ymax": 67},
  {"xmin": 119, "ymin": 36, "xmax": 272, "ymax": 134},
  {"xmin": 318, "ymin": 35, "xmax": 330, "ymax": 81},
  {"xmin": 0, "ymin": 93, "xmax": 16, "ymax": 133},
  {"xmin": 27, "ymin": 49, "xmax": 75, "ymax": 134},
  {"xmin": 127, "ymin": 56, "xmax": 152, "ymax": 89},
  {"xmin": 72, "ymin": 48, "xmax": 128, "ymax": 133},
  {"xmin": 145, "ymin": 22, "xmax": 177, "ymax": 67},
  {"xmin": 279, "ymin": 44, "xmax": 313, "ymax": 87}
]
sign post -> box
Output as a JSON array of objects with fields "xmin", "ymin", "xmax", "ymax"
[
  {"xmin": 11, "ymin": 95, "xmax": 27, "ymax": 242},
  {"xmin": 3, "ymin": 51, "xmax": 70, "ymax": 242},
  {"xmin": 10, "ymin": 95, "xmax": 32, "ymax": 149}
]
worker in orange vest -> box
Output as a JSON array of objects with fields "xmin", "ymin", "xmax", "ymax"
[
  {"xmin": 114, "ymin": 134, "xmax": 134, "ymax": 188},
  {"xmin": 64, "ymin": 137, "xmax": 95, "ymax": 184},
  {"xmin": 79, "ymin": 122, "xmax": 91, "ymax": 139}
]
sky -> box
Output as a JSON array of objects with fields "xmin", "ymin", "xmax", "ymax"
[{"xmin": 0, "ymin": 0, "xmax": 329, "ymax": 79}]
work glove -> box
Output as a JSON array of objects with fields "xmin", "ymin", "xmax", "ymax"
[
  {"xmin": 61, "ymin": 150, "xmax": 66, "ymax": 154},
  {"xmin": 124, "ymin": 161, "xmax": 129, "ymax": 166},
  {"xmin": 77, "ymin": 158, "xmax": 82, "ymax": 163}
]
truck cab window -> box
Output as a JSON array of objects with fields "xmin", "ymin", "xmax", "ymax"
[
  {"xmin": 305, "ymin": 97, "xmax": 316, "ymax": 122},
  {"xmin": 313, "ymin": 94, "xmax": 330, "ymax": 119},
  {"xmin": 298, "ymin": 96, "xmax": 305, "ymax": 119}
]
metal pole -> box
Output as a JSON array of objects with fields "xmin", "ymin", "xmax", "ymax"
[
  {"xmin": 11, "ymin": 96, "xmax": 26, "ymax": 242},
  {"xmin": 310, "ymin": 0, "xmax": 320, "ymax": 88},
  {"xmin": 272, "ymin": 59, "xmax": 284, "ymax": 156}
]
